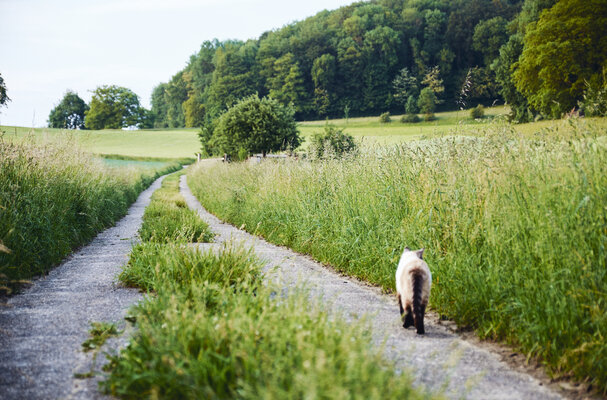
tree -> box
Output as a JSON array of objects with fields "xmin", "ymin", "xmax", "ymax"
[
  {"xmin": 392, "ymin": 67, "xmax": 419, "ymax": 108},
  {"xmin": 422, "ymin": 66, "xmax": 444, "ymax": 103},
  {"xmin": 513, "ymin": 0, "xmax": 607, "ymax": 118},
  {"xmin": 85, "ymin": 85, "xmax": 145, "ymax": 130},
  {"xmin": 473, "ymin": 17, "xmax": 509, "ymax": 66},
  {"xmin": 0, "ymin": 73, "xmax": 10, "ymax": 112},
  {"xmin": 48, "ymin": 91, "xmax": 88, "ymax": 129},
  {"xmin": 206, "ymin": 94, "xmax": 301, "ymax": 157},
  {"xmin": 418, "ymin": 87, "xmax": 437, "ymax": 114}
]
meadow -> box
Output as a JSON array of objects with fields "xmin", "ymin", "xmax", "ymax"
[
  {"xmin": 0, "ymin": 138, "xmax": 183, "ymax": 296},
  {"xmin": 0, "ymin": 125, "xmax": 200, "ymax": 159},
  {"xmin": 104, "ymin": 171, "xmax": 433, "ymax": 399},
  {"xmin": 187, "ymin": 117, "xmax": 607, "ymax": 394}
]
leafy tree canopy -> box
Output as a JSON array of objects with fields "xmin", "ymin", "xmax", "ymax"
[
  {"xmin": 513, "ymin": 0, "xmax": 607, "ymax": 118},
  {"xmin": 205, "ymin": 94, "xmax": 301, "ymax": 157},
  {"xmin": 0, "ymin": 73, "xmax": 10, "ymax": 112},
  {"xmin": 48, "ymin": 91, "xmax": 89, "ymax": 129},
  {"xmin": 85, "ymin": 85, "xmax": 147, "ymax": 130}
]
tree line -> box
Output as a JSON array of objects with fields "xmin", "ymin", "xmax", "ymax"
[
  {"xmin": 149, "ymin": 0, "xmax": 607, "ymax": 127},
  {"xmin": 44, "ymin": 0, "xmax": 607, "ymax": 131},
  {"xmin": 48, "ymin": 85, "xmax": 153, "ymax": 130}
]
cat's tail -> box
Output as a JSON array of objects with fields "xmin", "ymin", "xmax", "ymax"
[{"xmin": 411, "ymin": 270, "xmax": 425, "ymax": 334}]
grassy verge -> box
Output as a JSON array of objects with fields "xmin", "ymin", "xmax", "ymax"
[
  {"xmin": 138, "ymin": 173, "xmax": 214, "ymax": 244},
  {"xmin": 0, "ymin": 139, "xmax": 183, "ymax": 296},
  {"xmin": 104, "ymin": 171, "xmax": 432, "ymax": 399},
  {"xmin": 187, "ymin": 118, "xmax": 607, "ymax": 393}
]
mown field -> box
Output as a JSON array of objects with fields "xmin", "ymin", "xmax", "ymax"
[
  {"xmin": 0, "ymin": 126, "xmax": 200, "ymax": 159},
  {"xmin": 187, "ymin": 117, "xmax": 607, "ymax": 394},
  {"xmin": 103, "ymin": 172, "xmax": 434, "ymax": 399},
  {"xmin": 0, "ymin": 138, "xmax": 184, "ymax": 296},
  {"xmin": 2, "ymin": 106, "xmax": 574, "ymax": 156}
]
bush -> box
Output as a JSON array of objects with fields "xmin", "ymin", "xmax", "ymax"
[
  {"xmin": 424, "ymin": 113, "xmax": 436, "ymax": 121},
  {"xmin": 400, "ymin": 114, "xmax": 421, "ymax": 123},
  {"xmin": 470, "ymin": 104, "xmax": 485, "ymax": 119},
  {"xmin": 379, "ymin": 112, "xmax": 391, "ymax": 123},
  {"xmin": 309, "ymin": 124, "xmax": 358, "ymax": 159}
]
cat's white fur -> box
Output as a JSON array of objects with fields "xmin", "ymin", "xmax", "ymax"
[{"xmin": 395, "ymin": 248, "xmax": 431, "ymax": 334}]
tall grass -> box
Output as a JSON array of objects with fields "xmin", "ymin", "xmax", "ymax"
[
  {"xmin": 106, "ymin": 244, "xmax": 430, "ymax": 399},
  {"xmin": 138, "ymin": 173, "xmax": 214, "ymax": 244},
  {"xmin": 188, "ymin": 119, "xmax": 607, "ymax": 393},
  {"xmin": 104, "ymin": 167, "xmax": 431, "ymax": 399},
  {"xmin": 0, "ymin": 138, "xmax": 182, "ymax": 295}
]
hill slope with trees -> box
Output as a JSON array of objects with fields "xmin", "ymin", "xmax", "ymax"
[{"xmin": 152, "ymin": 0, "xmax": 606, "ymax": 129}]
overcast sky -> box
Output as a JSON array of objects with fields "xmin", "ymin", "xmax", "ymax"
[{"xmin": 0, "ymin": 0, "xmax": 354, "ymax": 127}]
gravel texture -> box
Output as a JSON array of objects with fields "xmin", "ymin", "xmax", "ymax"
[
  {"xmin": 181, "ymin": 174, "xmax": 565, "ymax": 400},
  {"xmin": 0, "ymin": 175, "xmax": 166, "ymax": 400}
]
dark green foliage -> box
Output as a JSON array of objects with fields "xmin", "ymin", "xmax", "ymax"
[
  {"xmin": 379, "ymin": 111, "xmax": 391, "ymax": 123},
  {"xmin": 470, "ymin": 104, "xmax": 485, "ymax": 119},
  {"xmin": 151, "ymin": 0, "xmax": 523, "ymax": 124},
  {"xmin": 0, "ymin": 72, "xmax": 10, "ymax": 112},
  {"xmin": 204, "ymin": 94, "xmax": 301, "ymax": 157},
  {"xmin": 400, "ymin": 113, "xmax": 420, "ymax": 123},
  {"xmin": 48, "ymin": 91, "xmax": 89, "ymax": 129},
  {"xmin": 472, "ymin": 17, "xmax": 509, "ymax": 66},
  {"xmin": 84, "ymin": 85, "xmax": 149, "ymax": 130},
  {"xmin": 309, "ymin": 123, "xmax": 357, "ymax": 159}
]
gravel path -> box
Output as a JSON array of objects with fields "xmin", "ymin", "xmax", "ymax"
[
  {"xmin": 0, "ymin": 175, "xmax": 166, "ymax": 400},
  {"xmin": 180, "ymin": 175, "xmax": 564, "ymax": 400}
]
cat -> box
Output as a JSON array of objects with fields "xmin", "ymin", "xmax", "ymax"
[{"xmin": 395, "ymin": 247, "xmax": 431, "ymax": 334}]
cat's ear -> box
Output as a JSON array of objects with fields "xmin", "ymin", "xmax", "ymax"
[
  {"xmin": 404, "ymin": 247, "xmax": 410, "ymax": 251},
  {"xmin": 416, "ymin": 248, "xmax": 425, "ymax": 259}
]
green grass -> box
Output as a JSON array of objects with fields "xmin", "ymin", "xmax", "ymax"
[
  {"xmin": 104, "ymin": 165, "xmax": 433, "ymax": 399},
  {"xmin": 0, "ymin": 138, "xmax": 183, "ymax": 295},
  {"xmin": 82, "ymin": 322, "xmax": 120, "ymax": 352},
  {"xmin": 187, "ymin": 118, "xmax": 607, "ymax": 394},
  {"xmin": 107, "ymin": 244, "xmax": 432, "ymax": 399},
  {"xmin": 138, "ymin": 172, "xmax": 214, "ymax": 244},
  {"xmin": 0, "ymin": 126, "xmax": 200, "ymax": 158},
  {"xmin": 298, "ymin": 106, "xmax": 607, "ymax": 147}
]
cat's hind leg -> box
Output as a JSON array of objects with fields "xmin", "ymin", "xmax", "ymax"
[{"xmin": 403, "ymin": 305, "xmax": 414, "ymax": 329}]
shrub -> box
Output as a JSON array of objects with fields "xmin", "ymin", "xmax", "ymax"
[
  {"xmin": 400, "ymin": 113, "xmax": 421, "ymax": 123},
  {"xmin": 379, "ymin": 112, "xmax": 391, "ymax": 123},
  {"xmin": 309, "ymin": 124, "xmax": 358, "ymax": 159},
  {"xmin": 424, "ymin": 113, "xmax": 436, "ymax": 121},
  {"xmin": 470, "ymin": 104, "xmax": 485, "ymax": 119}
]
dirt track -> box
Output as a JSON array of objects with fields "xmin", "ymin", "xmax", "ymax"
[{"xmin": 180, "ymin": 174, "xmax": 565, "ymax": 400}]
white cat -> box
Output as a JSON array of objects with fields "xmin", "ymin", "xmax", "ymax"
[{"xmin": 395, "ymin": 247, "xmax": 431, "ymax": 334}]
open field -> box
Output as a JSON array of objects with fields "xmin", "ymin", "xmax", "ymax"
[
  {"xmin": 0, "ymin": 126, "xmax": 200, "ymax": 159},
  {"xmin": 299, "ymin": 106, "xmax": 607, "ymax": 146},
  {"xmin": 187, "ymin": 118, "xmax": 607, "ymax": 394}
]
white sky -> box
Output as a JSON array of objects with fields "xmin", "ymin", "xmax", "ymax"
[{"xmin": 0, "ymin": 0, "xmax": 354, "ymax": 127}]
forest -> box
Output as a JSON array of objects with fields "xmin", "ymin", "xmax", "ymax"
[{"xmin": 149, "ymin": 0, "xmax": 607, "ymax": 129}]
